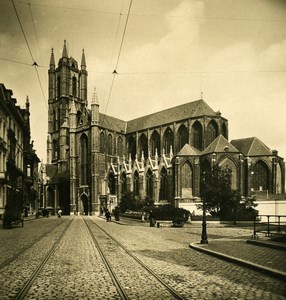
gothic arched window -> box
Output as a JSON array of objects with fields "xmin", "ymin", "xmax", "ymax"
[
  {"xmin": 128, "ymin": 136, "xmax": 136, "ymax": 159},
  {"xmin": 177, "ymin": 124, "xmax": 189, "ymax": 151},
  {"xmin": 192, "ymin": 121, "xmax": 203, "ymax": 150},
  {"xmin": 80, "ymin": 134, "xmax": 88, "ymax": 185},
  {"xmin": 159, "ymin": 167, "xmax": 169, "ymax": 200},
  {"xmin": 133, "ymin": 171, "xmax": 139, "ymax": 196},
  {"xmin": 53, "ymin": 110, "xmax": 57, "ymax": 131},
  {"xmin": 107, "ymin": 134, "xmax": 113, "ymax": 155},
  {"xmin": 121, "ymin": 172, "xmax": 127, "ymax": 195},
  {"xmin": 151, "ymin": 131, "xmax": 160, "ymax": 156},
  {"xmin": 52, "ymin": 139, "xmax": 59, "ymax": 160},
  {"xmin": 146, "ymin": 169, "xmax": 153, "ymax": 200},
  {"xmin": 100, "ymin": 132, "xmax": 105, "ymax": 153},
  {"xmin": 163, "ymin": 127, "xmax": 174, "ymax": 155},
  {"xmin": 108, "ymin": 171, "xmax": 116, "ymax": 194},
  {"xmin": 57, "ymin": 76, "xmax": 61, "ymax": 98},
  {"xmin": 253, "ymin": 161, "xmax": 269, "ymax": 191},
  {"xmin": 219, "ymin": 158, "xmax": 237, "ymax": 190},
  {"xmin": 138, "ymin": 134, "xmax": 148, "ymax": 158},
  {"xmin": 117, "ymin": 136, "xmax": 123, "ymax": 157},
  {"xmin": 222, "ymin": 122, "xmax": 227, "ymax": 139},
  {"xmin": 181, "ymin": 162, "xmax": 192, "ymax": 190},
  {"xmin": 72, "ymin": 76, "xmax": 77, "ymax": 96},
  {"xmin": 206, "ymin": 120, "xmax": 218, "ymax": 147}
]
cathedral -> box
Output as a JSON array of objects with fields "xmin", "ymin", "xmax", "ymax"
[{"xmin": 45, "ymin": 41, "xmax": 285, "ymax": 215}]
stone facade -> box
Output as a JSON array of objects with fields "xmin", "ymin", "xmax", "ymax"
[
  {"xmin": 0, "ymin": 84, "xmax": 40, "ymax": 217},
  {"xmin": 45, "ymin": 42, "xmax": 285, "ymax": 215}
]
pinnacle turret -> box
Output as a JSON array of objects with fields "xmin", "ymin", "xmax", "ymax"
[
  {"xmin": 62, "ymin": 40, "xmax": 68, "ymax": 58},
  {"xmin": 26, "ymin": 95, "xmax": 30, "ymax": 111},
  {"xmin": 81, "ymin": 49, "xmax": 86, "ymax": 70},
  {"xmin": 91, "ymin": 87, "xmax": 99, "ymax": 105},
  {"xmin": 49, "ymin": 48, "xmax": 55, "ymax": 68}
]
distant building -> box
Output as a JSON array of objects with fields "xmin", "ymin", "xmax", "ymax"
[
  {"xmin": 0, "ymin": 84, "xmax": 40, "ymax": 218},
  {"xmin": 45, "ymin": 41, "xmax": 285, "ymax": 215}
]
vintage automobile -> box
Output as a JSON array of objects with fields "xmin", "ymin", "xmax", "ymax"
[{"xmin": 2, "ymin": 206, "xmax": 24, "ymax": 229}]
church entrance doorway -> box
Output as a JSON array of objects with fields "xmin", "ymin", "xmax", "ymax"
[{"xmin": 80, "ymin": 194, "xmax": 89, "ymax": 215}]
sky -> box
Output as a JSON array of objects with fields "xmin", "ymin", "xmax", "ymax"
[{"xmin": 0, "ymin": 0, "xmax": 286, "ymax": 163}]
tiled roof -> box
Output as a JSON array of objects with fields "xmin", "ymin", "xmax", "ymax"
[
  {"xmin": 126, "ymin": 99, "xmax": 218, "ymax": 133},
  {"xmin": 99, "ymin": 113, "xmax": 126, "ymax": 133},
  {"xmin": 230, "ymin": 137, "xmax": 272, "ymax": 156},
  {"xmin": 201, "ymin": 134, "xmax": 240, "ymax": 155},
  {"xmin": 177, "ymin": 143, "xmax": 201, "ymax": 156}
]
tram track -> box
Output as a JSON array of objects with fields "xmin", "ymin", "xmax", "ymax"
[
  {"xmin": 0, "ymin": 217, "xmax": 73, "ymax": 299},
  {"xmin": 84, "ymin": 216, "xmax": 186, "ymax": 300},
  {"xmin": 14, "ymin": 217, "xmax": 73, "ymax": 300},
  {"xmin": 0, "ymin": 218, "xmax": 68, "ymax": 270}
]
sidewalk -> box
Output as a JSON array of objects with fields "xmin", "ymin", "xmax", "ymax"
[{"xmin": 189, "ymin": 235, "xmax": 286, "ymax": 281}]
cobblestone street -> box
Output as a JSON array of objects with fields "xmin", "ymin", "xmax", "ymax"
[{"xmin": 0, "ymin": 215, "xmax": 285, "ymax": 299}]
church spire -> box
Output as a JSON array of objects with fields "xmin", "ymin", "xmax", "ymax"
[
  {"xmin": 62, "ymin": 40, "xmax": 68, "ymax": 58},
  {"xmin": 49, "ymin": 48, "xmax": 55, "ymax": 68},
  {"xmin": 81, "ymin": 49, "xmax": 86, "ymax": 70},
  {"xmin": 26, "ymin": 95, "xmax": 30, "ymax": 112}
]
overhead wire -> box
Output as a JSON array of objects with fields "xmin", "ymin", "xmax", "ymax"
[
  {"xmin": 11, "ymin": 0, "xmax": 47, "ymax": 107},
  {"xmin": 102, "ymin": 0, "xmax": 124, "ymax": 120},
  {"xmin": 28, "ymin": 0, "xmax": 48, "ymax": 107},
  {"xmin": 0, "ymin": 57, "xmax": 34, "ymax": 66},
  {"xmin": 14, "ymin": 0, "xmax": 286, "ymax": 23},
  {"xmin": 102, "ymin": 0, "xmax": 133, "ymax": 123},
  {"xmin": 28, "ymin": 0, "xmax": 44, "ymax": 68}
]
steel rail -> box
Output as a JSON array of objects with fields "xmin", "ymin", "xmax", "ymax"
[
  {"xmin": 0, "ymin": 218, "xmax": 67, "ymax": 270},
  {"xmin": 83, "ymin": 217, "xmax": 129, "ymax": 300},
  {"xmin": 14, "ymin": 217, "xmax": 74, "ymax": 300},
  {"xmin": 86, "ymin": 217, "xmax": 186, "ymax": 300}
]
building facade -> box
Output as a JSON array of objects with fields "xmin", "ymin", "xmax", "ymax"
[
  {"xmin": 0, "ymin": 84, "xmax": 40, "ymax": 218},
  {"xmin": 45, "ymin": 42, "xmax": 285, "ymax": 215}
]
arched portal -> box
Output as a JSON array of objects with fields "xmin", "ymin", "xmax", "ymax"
[
  {"xmin": 80, "ymin": 193, "xmax": 89, "ymax": 215},
  {"xmin": 47, "ymin": 186, "xmax": 54, "ymax": 208}
]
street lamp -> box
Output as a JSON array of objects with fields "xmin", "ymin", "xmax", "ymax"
[{"xmin": 201, "ymin": 171, "xmax": 208, "ymax": 244}]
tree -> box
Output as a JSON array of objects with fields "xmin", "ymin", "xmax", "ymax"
[
  {"xmin": 119, "ymin": 192, "xmax": 154, "ymax": 213},
  {"xmin": 198, "ymin": 165, "xmax": 257, "ymax": 221}
]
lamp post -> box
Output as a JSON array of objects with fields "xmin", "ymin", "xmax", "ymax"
[{"xmin": 201, "ymin": 171, "xmax": 208, "ymax": 244}]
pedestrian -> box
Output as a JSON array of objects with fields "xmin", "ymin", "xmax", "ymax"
[
  {"xmin": 149, "ymin": 210, "xmax": 156, "ymax": 227},
  {"xmin": 57, "ymin": 209, "xmax": 62, "ymax": 218},
  {"xmin": 105, "ymin": 209, "xmax": 111, "ymax": 222}
]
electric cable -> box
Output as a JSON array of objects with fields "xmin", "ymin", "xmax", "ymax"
[
  {"xmin": 102, "ymin": 0, "xmax": 133, "ymax": 124},
  {"xmin": 11, "ymin": 0, "xmax": 47, "ymax": 107},
  {"xmin": 101, "ymin": 0, "xmax": 124, "ymax": 116}
]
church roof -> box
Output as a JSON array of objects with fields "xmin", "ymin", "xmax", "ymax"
[
  {"xmin": 201, "ymin": 134, "xmax": 240, "ymax": 155},
  {"xmin": 230, "ymin": 137, "xmax": 272, "ymax": 156},
  {"xmin": 99, "ymin": 113, "xmax": 126, "ymax": 133},
  {"xmin": 126, "ymin": 99, "xmax": 220, "ymax": 133},
  {"xmin": 177, "ymin": 143, "xmax": 201, "ymax": 156}
]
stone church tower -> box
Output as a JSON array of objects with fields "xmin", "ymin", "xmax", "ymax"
[{"xmin": 47, "ymin": 41, "xmax": 91, "ymax": 214}]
